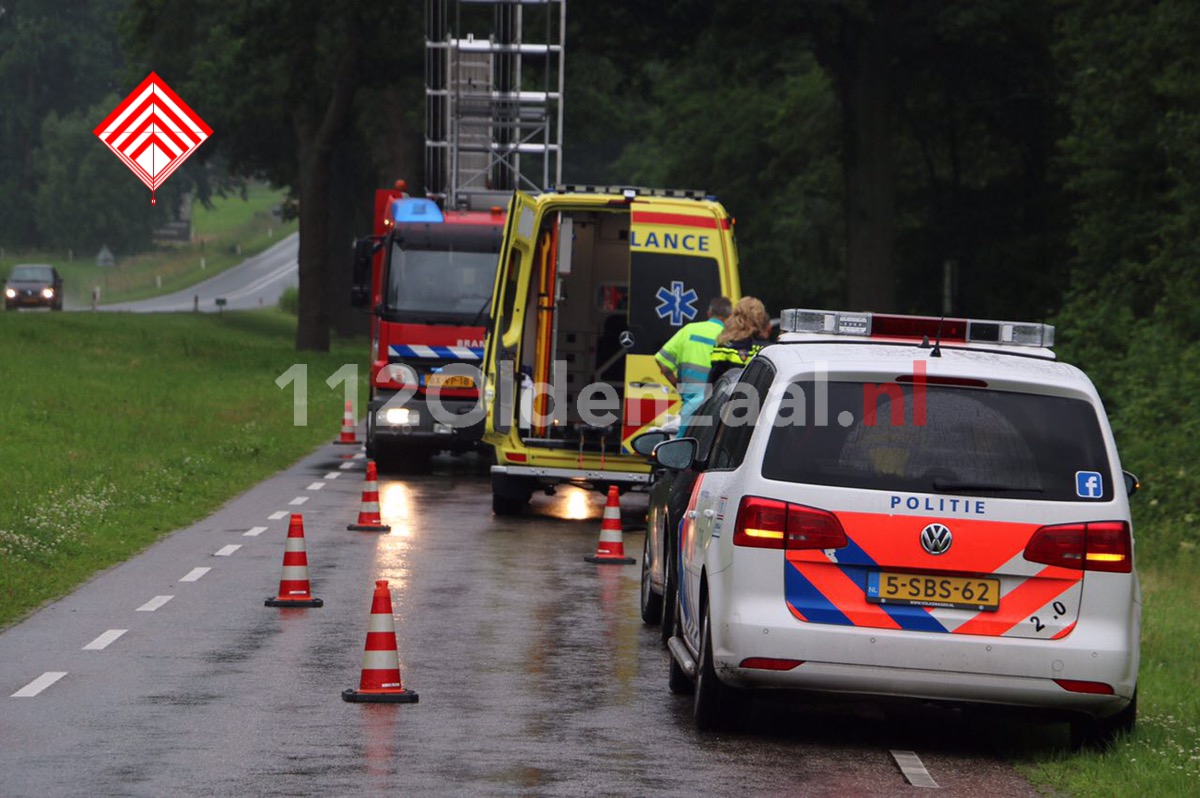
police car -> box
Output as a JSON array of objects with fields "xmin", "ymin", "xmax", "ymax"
[{"xmin": 651, "ymin": 308, "xmax": 1140, "ymax": 747}]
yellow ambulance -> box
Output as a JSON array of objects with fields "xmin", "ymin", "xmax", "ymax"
[{"xmin": 482, "ymin": 186, "xmax": 742, "ymax": 514}]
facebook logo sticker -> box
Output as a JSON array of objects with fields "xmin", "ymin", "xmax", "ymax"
[{"xmin": 1076, "ymin": 471, "xmax": 1104, "ymax": 499}]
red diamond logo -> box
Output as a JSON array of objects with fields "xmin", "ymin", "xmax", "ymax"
[{"xmin": 94, "ymin": 72, "xmax": 212, "ymax": 204}]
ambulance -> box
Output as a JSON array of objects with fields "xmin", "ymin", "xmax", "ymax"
[{"xmin": 482, "ymin": 186, "xmax": 742, "ymax": 514}]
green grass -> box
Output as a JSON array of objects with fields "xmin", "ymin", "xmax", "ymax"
[
  {"xmin": 0, "ymin": 183, "xmax": 296, "ymax": 307},
  {"xmin": 0, "ymin": 310, "xmax": 365, "ymax": 629},
  {"xmin": 1018, "ymin": 557, "xmax": 1200, "ymax": 795}
]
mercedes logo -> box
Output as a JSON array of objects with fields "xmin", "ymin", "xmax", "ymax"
[
  {"xmin": 920, "ymin": 523, "xmax": 953, "ymax": 555},
  {"xmin": 618, "ymin": 330, "xmax": 635, "ymax": 349}
]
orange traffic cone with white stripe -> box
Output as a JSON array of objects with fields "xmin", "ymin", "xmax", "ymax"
[
  {"xmin": 334, "ymin": 400, "xmax": 359, "ymax": 445},
  {"xmin": 265, "ymin": 514, "xmax": 323, "ymax": 607},
  {"xmin": 342, "ymin": 580, "xmax": 419, "ymax": 703},
  {"xmin": 585, "ymin": 486, "xmax": 636, "ymax": 564},
  {"xmin": 348, "ymin": 460, "xmax": 390, "ymax": 532}
]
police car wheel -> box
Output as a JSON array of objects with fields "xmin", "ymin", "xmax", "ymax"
[
  {"xmin": 667, "ymin": 600, "xmax": 693, "ymax": 695},
  {"xmin": 639, "ymin": 534, "xmax": 662, "ymax": 625},
  {"xmin": 694, "ymin": 604, "xmax": 736, "ymax": 731},
  {"xmin": 1070, "ymin": 689, "xmax": 1137, "ymax": 751}
]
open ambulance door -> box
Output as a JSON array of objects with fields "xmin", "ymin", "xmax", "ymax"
[
  {"xmin": 622, "ymin": 217, "xmax": 724, "ymax": 453},
  {"xmin": 484, "ymin": 191, "xmax": 540, "ymax": 438}
]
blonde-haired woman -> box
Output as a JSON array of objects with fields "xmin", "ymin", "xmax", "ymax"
[{"xmin": 709, "ymin": 296, "xmax": 771, "ymax": 384}]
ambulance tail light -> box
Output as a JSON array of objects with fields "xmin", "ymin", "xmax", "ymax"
[
  {"xmin": 1023, "ymin": 521, "xmax": 1132, "ymax": 573},
  {"xmin": 733, "ymin": 497, "xmax": 847, "ymax": 551},
  {"xmin": 779, "ymin": 308, "xmax": 1054, "ymax": 349}
]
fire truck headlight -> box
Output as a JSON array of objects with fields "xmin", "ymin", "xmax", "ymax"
[
  {"xmin": 4, "ymin": 288, "xmax": 15, "ymax": 299},
  {"xmin": 41, "ymin": 287, "xmax": 54, "ymax": 299},
  {"xmin": 379, "ymin": 407, "xmax": 417, "ymax": 426}
]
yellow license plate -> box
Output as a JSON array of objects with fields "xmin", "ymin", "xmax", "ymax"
[
  {"xmin": 425, "ymin": 374, "xmax": 475, "ymax": 389},
  {"xmin": 867, "ymin": 571, "xmax": 1000, "ymax": 612}
]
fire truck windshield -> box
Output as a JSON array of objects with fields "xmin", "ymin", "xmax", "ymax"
[{"xmin": 385, "ymin": 243, "xmax": 498, "ymax": 318}]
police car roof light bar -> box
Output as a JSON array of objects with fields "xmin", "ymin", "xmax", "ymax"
[{"xmin": 779, "ymin": 308, "xmax": 1055, "ymax": 349}]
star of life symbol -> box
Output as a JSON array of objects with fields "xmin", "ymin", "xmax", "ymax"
[
  {"xmin": 654, "ymin": 281, "xmax": 699, "ymax": 326},
  {"xmin": 93, "ymin": 72, "xmax": 212, "ymax": 205}
]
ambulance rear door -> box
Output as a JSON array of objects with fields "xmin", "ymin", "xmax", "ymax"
[{"xmin": 621, "ymin": 208, "xmax": 725, "ymax": 452}]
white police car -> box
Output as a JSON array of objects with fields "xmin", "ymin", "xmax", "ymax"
[{"xmin": 653, "ymin": 309, "xmax": 1140, "ymax": 746}]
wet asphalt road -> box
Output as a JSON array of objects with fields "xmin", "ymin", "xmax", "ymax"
[{"xmin": 0, "ymin": 441, "xmax": 1051, "ymax": 796}]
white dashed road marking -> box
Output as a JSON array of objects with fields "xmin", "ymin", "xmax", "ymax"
[
  {"xmin": 339, "ymin": 462, "xmax": 355, "ymax": 470},
  {"xmin": 180, "ymin": 567, "xmax": 211, "ymax": 582},
  {"xmin": 243, "ymin": 526, "xmax": 268, "ymax": 537},
  {"xmin": 268, "ymin": 511, "xmax": 288, "ymax": 520},
  {"xmin": 12, "ymin": 672, "xmax": 67, "ymax": 697},
  {"xmin": 136, "ymin": 595, "xmax": 174, "ymax": 612},
  {"xmin": 891, "ymin": 750, "xmax": 939, "ymax": 788},
  {"xmin": 324, "ymin": 472, "xmax": 340, "ymax": 480},
  {"xmin": 214, "ymin": 545, "xmax": 241, "ymax": 557},
  {"xmin": 306, "ymin": 482, "xmax": 325, "ymax": 491},
  {"xmin": 288, "ymin": 496, "xmax": 308, "ymax": 506},
  {"xmin": 83, "ymin": 630, "xmax": 127, "ymax": 650}
]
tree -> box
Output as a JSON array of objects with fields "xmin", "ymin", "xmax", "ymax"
[{"xmin": 123, "ymin": 0, "xmax": 422, "ymax": 351}]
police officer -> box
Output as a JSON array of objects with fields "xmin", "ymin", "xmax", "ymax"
[
  {"xmin": 655, "ymin": 296, "xmax": 732, "ymax": 420},
  {"xmin": 709, "ymin": 296, "xmax": 771, "ymax": 384}
]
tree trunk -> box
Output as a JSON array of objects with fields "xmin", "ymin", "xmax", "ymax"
[
  {"xmin": 839, "ymin": 3, "xmax": 897, "ymax": 312},
  {"xmin": 294, "ymin": 133, "xmax": 333, "ymax": 352}
]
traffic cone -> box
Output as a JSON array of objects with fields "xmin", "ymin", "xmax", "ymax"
[
  {"xmin": 585, "ymin": 486, "xmax": 636, "ymax": 564},
  {"xmin": 334, "ymin": 400, "xmax": 359, "ymax": 445},
  {"xmin": 348, "ymin": 461, "xmax": 391, "ymax": 532},
  {"xmin": 342, "ymin": 580, "xmax": 419, "ymax": 704},
  {"xmin": 265, "ymin": 514, "xmax": 323, "ymax": 607}
]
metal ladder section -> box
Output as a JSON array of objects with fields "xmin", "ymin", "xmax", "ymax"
[{"xmin": 425, "ymin": 0, "xmax": 565, "ymax": 211}]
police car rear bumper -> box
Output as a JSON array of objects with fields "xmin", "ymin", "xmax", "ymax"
[{"xmin": 710, "ymin": 592, "xmax": 1138, "ymax": 718}]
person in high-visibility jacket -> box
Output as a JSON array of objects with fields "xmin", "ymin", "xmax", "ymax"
[
  {"xmin": 709, "ymin": 296, "xmax": 772, "ymax": 385},
  {"xmin": 655, "ymin": 296, "xmax": 732, "ymax": 419}
]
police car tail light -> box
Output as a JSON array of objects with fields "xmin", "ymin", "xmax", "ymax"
[
  {"xmin": 733, "ymin": 497, "xmax": 788, "ymax": 549},
  {"xmin": 739, "ymin": 657, "xmax": 805, "ymax": 671},
  {"xmin": 732, "ymin": 497, "xmax": 847, "ymax": 551},
  {"xmin": 779, "ymin": 308, "xmax": 1054, "ymax": 348},
  {"xmin": 1023, "ymin": 521, "xmax": 1131, "ymax": 573},
  {"xmin": 1053, "ymin": 679, "xmax": 1115, "ymax": 695}
]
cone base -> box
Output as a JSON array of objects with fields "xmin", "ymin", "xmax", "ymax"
[
  {"xmin": 342, "ymin": 688, "xmax": 419, "ymax": 704},
  {"xmin": 348, "ymin": 523, "xmax": 391, "ymax": 532},
  {"xmin": 585, "ymin": 554, "xmax": 636, "ymax": 565},
  {"xmin": 333, "ymin": 439, "xmax": 360, "ymax": 445},
  {"xmin": 265, "ymin": 596, "xmax": 324, "ymax": 607}
]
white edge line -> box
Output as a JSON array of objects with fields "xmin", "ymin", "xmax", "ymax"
[
  {"xmin": 890, "ymin": 750, "xmax": 940, "ymax": 789},
  {"xmin": 12, "ymin": 672, "xmax": 68, "ymax": 697},
  {"xmin": 83, "ymin": 629, "xmax": 128, "ymax": 651},
  {"xmin": 180, "ymin": 567, "xmax": 211, "ymax": 582},
  {"xmin": 136, "ymin": 595, "xmax": 174, "ymax": 612}
]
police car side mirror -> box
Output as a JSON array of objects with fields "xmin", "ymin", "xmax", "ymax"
[
  {"xmin": 652, "ymin": 437, "xmax": 698, "ymax": 471},
  {"xmin": 631, "ymin": 430, "xmax": 670, "ymax": 457},
  {"xmin": 1123, "ymin": 471, "xmax": 1140, "ymax": 497}
]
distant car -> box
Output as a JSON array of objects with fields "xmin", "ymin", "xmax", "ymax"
[
  {"xmin": 632, "ymin": 368, "xmax": 742, "ymax": 644},
  {"xmin": 655, "ymin": 308, "xmax": 1140, "ymax": 749},
  {"xmin": 5, "ymin": 264, "xmax": 63, "ymax": 311}
]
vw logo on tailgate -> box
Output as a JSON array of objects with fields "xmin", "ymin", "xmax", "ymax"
[{"xmin": 920, "ymin": 523, "xmax": 953, "ymax": 555}]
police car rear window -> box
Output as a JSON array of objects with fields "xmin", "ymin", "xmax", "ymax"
[{"xmin": 761, "ymin": 381, "xmax": 1113, "ymax": 502}]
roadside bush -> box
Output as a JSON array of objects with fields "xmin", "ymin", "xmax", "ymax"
[{"xmin": 278, "ymin": 286, "xmax": 299, "ymax": 316}]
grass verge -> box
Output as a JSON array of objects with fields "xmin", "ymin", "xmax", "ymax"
[
  {"xmin": 0, "ymin": 310, "xmax": 364, "ymax": 629},
  {"xmin": 0, "ymin": 183, "xmax": 296, "ymax": 307}
]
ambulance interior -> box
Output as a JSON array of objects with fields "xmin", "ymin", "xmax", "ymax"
[{"xmin": 517, "ymin": 209, "xmax": 630, "ymax": 453}]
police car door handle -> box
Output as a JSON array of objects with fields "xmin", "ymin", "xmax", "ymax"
[
  {"xmin": 686, "ymin": 510, "xmax": 697, "ymax": 520},
  {"xmin": 702, "ymin": 509, "xmax": 716, "ymax": 519}
]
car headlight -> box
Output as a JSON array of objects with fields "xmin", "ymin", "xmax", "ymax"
[
  {"xmin": 4, "ymin": 288, "xmax": 15, "ymax": 299},
  {"xmin": 41, "ymin": 287, "xmax": 54, "ymax": 299}
]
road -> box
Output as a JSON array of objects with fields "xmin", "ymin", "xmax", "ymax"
[
  {"xmin": 98, "ymin": 232, "xmax": 298, "ymax": 313},
  {"xmin": 0, "ymin": 441, "xmax": 1049, "ymax": 796}
]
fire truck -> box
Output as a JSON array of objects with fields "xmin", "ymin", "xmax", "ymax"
[{"xmin": 351, "ymin": 0, "xmax": 564, "ymax": 470}]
